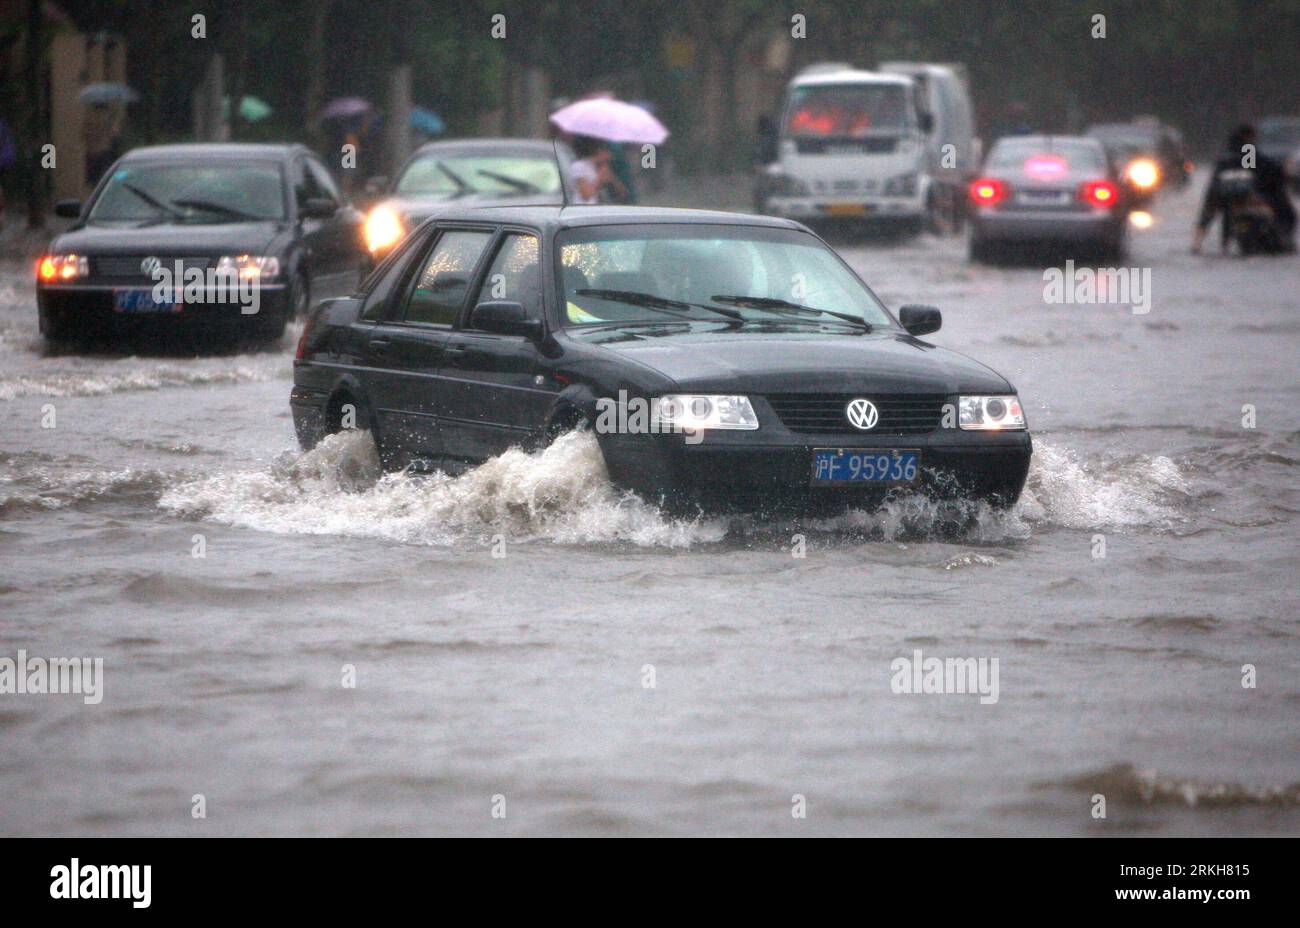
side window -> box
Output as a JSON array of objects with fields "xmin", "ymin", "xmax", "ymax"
[
  {"xmin": 471, "ymin": 234, "xmax": 541, "ymax": 322},
  {"xmin": 403, "ymin": 230, "xmax": 493, "ymax": 326},
  {"xmin": 361, "ymin": 237, "xmax": 420, "ymax": 321},
  {"xmin": 290, "ymin": 159, "xmax": 313, "ymax": 206},
  {"xmin": 306, "ymin": 158, "xmax": 342, "ymax": 205}
]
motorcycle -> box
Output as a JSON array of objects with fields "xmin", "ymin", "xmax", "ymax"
[{"xmin": 1216, "ymin": 168, "xmax": 1289, "ymax": 255}]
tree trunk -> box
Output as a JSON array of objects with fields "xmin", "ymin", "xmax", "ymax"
[
  {"xmin": 302, "ymin": 0, "xmax": 333, "ymax": 151},
  {"xmin": 24, "ymin": 0, "xmax": 47, "ymax": 229}
]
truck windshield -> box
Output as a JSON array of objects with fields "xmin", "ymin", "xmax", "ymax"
[{"xmin": 784, "ymin": 84, "xmax": 910, "ymax": 138}]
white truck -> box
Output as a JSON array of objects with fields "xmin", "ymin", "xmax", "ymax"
[{"xmin": 756, "ymin": 62, "xmax": 977, "ymax": 235}]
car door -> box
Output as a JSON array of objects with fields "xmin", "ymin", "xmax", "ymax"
[
  {"xmin": 360, "ymin": 226, "xmax": 495, "ymax": 466},
  {"xmin": 438, "ymin": 230, "xmax": 554, "ymax": 466},
  {"xmin": 304, "ymin": 156, "xmax": 365, "ymax": 297}
]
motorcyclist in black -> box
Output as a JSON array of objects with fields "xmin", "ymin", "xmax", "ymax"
[{"xmin": 1193, "ymin": 125, "xmax": 1297, "ymax": 254}]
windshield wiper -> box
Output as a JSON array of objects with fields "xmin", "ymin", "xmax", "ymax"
[
  {"xmin": 476, "ymin": 169, "xmax": 541, "ymax": 193},
  {"xmin": 574, "ymin": 288, "xmax": 744, "ymax": 323},
  {"xmin": 169, "ymin": 198, "xmax": 262, "ymax": 221},
  {"xmin": 710, "ymin": 294, "xmax": 871, "ymax": 329},
  {"xmin": 436, "ymin": 163, "xmax": 473, "ymax": 196},
  {"xmin": 120, "ymin": 182, "xmax": 184, "ymax": 220}
]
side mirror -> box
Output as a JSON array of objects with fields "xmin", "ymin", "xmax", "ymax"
[
  {"xmin": 470, "ymin": 301, "xmax": 542, "ymax": 339},
  {"xmin": 54, "ymin": 200, "xmax": 82, "ymax": 219},
  {"xmin": 363, "ymin": 176, "xmax": 388, "ymax": 196},
  {"xmin": 300, "ymin": 197, "xmax": 338, "ymax": 220},
  {"xmin": 899, "ymin": 304, "xmax": 942, "ymax": 337}
]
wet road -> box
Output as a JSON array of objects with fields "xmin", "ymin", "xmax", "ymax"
[{"xmin": 2, "ymin": 181, "xmax": 1297, "ymax": 836}]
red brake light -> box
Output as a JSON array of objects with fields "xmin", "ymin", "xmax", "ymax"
[
  {"xmin": 969, "ymin": 177, "xmax": 1008, "ymax": 206},
  {"xmin": 294, "ymin": 315, "xmax": 314, "ymax": 360},
  {"xmin": 1080, "ymin": 179, "xmax": 1119, "ymax": 208}
]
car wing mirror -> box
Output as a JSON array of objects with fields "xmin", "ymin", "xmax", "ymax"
[
  {"xmin": 363, "ymin": 176, "xmax": 388, "ymax": 196},
  {"xmin": 54, "ymin": 199, "xmax": 83, "ymax": 219},
  {"xmin": 899, "ymin": 304, "xmax": 942, "ymax": 336},
  {"xmin": 470, "ymin": 301, "xmax": 542, "ymax": 339},
  {"xmin": 300, "ymin": 197, "xmax": 338, "ymax": 220}
]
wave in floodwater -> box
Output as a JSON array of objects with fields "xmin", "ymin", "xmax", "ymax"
[
  {"xmin": 154, "ymin": 429, "xmax": 1199, "ymax": 548},
  {"xmin": 1043, "ymin": 763, "xmax": 1300, "ymax": 808},
  {"xmin": 0, "ymin": 359, "xmax": 280, "ymax": 401}
]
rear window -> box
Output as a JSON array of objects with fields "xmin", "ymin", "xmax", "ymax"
[{"xmin": 987, "ymin": 140, "xmax": 1106, "ymax": 173}]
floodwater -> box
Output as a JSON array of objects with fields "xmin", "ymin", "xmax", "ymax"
[{"xmin": 1, "ymin": 182, "xmax": 1297, "ymax": 835}]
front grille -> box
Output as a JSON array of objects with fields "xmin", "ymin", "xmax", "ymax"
[
  {"xmin": 795, "ymin": 137, "xmax": 898, "ymax": 155},
  {"xmin": 94, "ymin": 256, "xmax": 213, "ymax": 278},
  {"xmin": 766, "ymin": 393, "xmax": 946, "ymax": 435}
]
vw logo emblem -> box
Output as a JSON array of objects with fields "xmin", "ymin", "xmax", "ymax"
[
  {"xmin": 845, "ymin": 398, "xmax": 879, "ymax": 430},
  {"xmin": 140, "ymin": 256, "xmax": 162, "ymax": 275}
]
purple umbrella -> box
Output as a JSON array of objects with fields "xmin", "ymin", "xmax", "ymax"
[
  {"xmin": 320, "ymin": 96, "xmax": 372, "ymax": 121},
  {"xmin": 549, "ymin": 98, "xmax": 668, "ymax": 145}
]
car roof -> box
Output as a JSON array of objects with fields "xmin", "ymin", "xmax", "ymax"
[
  {"xmin": 420, "ymin": 204, "xmax": 807, "ymax": 233},
  {"xmin": 790, "ymin": 69, "xmax": 912, "ymax": 88},
  {"xmin": 120, "ymin": 143, "xmax": 305, "ymax": 162}
]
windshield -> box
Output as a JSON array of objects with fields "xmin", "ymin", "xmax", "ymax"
[
  {"xmin": 987, "ymin": 139, "xmax": 1107, "ymax": 173},
  {"xmin": 558, "ymin": 224, "xmax": 894, "ymax": 328},
  {"xmin": 88, "ymin": 162, "xmax": 286, "ymax": 223},
  {"xmin": 395, "ymin": 153, "xmax": 562, "ymax": 196},
  {"xmin": 784, "ymin": 83, "xmax": 910, "ymax": 137}
]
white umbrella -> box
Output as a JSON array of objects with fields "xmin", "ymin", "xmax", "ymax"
[{"xmin": 549, "ymin": 98, "xmax": 669, "ymax": 145}]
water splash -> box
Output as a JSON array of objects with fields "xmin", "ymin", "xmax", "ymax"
[{"xmin": 155, "ymin": 430, "xmax": 1195, "ymax": 548}]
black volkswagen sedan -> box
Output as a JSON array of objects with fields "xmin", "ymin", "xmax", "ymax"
[
  {"xmin": 38, "ymin": 143, "xmax": 365, "ymax": 345},
  {"xmin": 292, "ymin": 205, "xmax": 1031, "ymax": 512}
]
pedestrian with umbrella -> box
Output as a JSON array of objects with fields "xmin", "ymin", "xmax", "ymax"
[{"xmin": 549, "ymin": 97, "xmax": 667, "ymax": 205}]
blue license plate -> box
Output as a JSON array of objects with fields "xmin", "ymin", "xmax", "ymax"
[
  {"xmin": 812, "ymin": 449, "xmax": 920, "ymax": 484},
  {"xmin": 114, "ymin": 289, "xmax": 180, "ymax": 313}
]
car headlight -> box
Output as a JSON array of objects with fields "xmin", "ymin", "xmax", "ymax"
[
  {"xmin": 764, "ymin": 168, "xmax": 809, "ymax": 197},
  {"xmin": 37, "ymin": 254, "xmax": 88, "ymax": 282},
  {"xmin": 958, "ymin": 395, "xmax": 1026, "ymax": 430},
  {"xmin": 1125, "ymin": 157, "xmax": 1160, "ymax": 190},
  {"xmin": 655, "ymin": 394, "xmax": 759, "ymax": 430},
  {"xmin": 217, "ymin": 254, "xmax": 280, "ymax": 280},
  {"xmin": 365, "ymin": 205, "xmax": 405, "ymax": 254}
]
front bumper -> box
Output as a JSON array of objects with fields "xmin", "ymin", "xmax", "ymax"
[
  {"xmin": 599, "ymin": 427, "xmax": 1032, "ymax": 514},
  {"xmin": 37, "ymin": 282, "xmax": 289, "ymax": 337}
]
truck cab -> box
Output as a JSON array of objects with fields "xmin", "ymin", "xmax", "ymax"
[{"xmin": 757, "ymin": 68, "xmax": 930, "ymax": 233}]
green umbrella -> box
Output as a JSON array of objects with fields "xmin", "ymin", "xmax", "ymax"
[{"xmin": 222, "ymin": 95, "xmax": 273, "ymax": 123}]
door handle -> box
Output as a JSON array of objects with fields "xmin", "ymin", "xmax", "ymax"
[
  {"xmin": 444, "ymin": 343, "xmax": 467, "ymax": 365},
  {"xmin": 368, "ymin": 338, "xmax": 391, "ymax": 355}
]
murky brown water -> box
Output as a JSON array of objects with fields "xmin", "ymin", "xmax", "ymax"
[{"xmin": 2, "ymin": 182, "xmax": 1297, "ymax": 835}]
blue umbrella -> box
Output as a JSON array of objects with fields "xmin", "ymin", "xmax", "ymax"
[{"xmin": 410, "ymin": 107, "xmax": 445, "ymax": 136}]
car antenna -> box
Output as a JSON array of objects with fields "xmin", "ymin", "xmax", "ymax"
[{"xmin": 553, "ymin": 137, "xmax": 569, "ymax": 210}]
